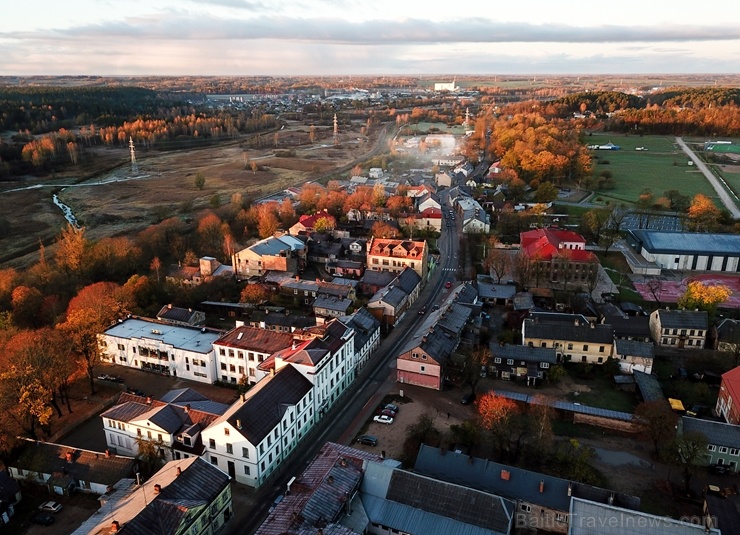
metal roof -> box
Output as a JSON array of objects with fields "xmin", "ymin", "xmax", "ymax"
[
  {"xmin": 655, "ymin": 309, "xmax": 708, "ymax": 330},
  {"xmin": 215, "ymin": 325, "xmax": 294, "ymax": 353},
  {"xmin": 415, "ymin": 445, "xmax": 640, "ymax": 514},
  {"xmin": 681, "ymin": 416, "xmax": 740, "ymax": 449},
  {"xmin": 313, "ymin": 296, "xmax": 353, "ymax": 312},
  {"xmin": 103, "ymin": 317, "xmax": 220, "ymax": 354},
  {"xmin": 361, "ymin": 462, "xmax": 513, "ymax": 535},
  {"xmin": 523, "ymin": 319, "xmax": 614, "ymax": 344},
  {"xmin": 490, "ymin": 343, "xmax": 558, "ymax": 364},
  {"xmin": 614, "ymin": 339, "xmax": 655, "ymax": 358},
  {"xmin": 632, "ymin": 371, "xmax": 665, "ymax": 402},
  {"xmin": 569, "ymin": 497, "xmax": 719, "ymax": 535},
  {"xmin": 630, "ymin": 229, "xmax": 740, "ymax": 256},
  {"xmin": 493, "ymin": 390, "xmax": 634, "ymax": 422}
]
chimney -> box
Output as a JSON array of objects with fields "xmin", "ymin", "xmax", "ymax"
[
  {"xmin": 154, "ymin": 484, "xmax": 161, "ymax": 494},
  {"xmin": 567, "ymin": 482, "xmax": 572, "ymax": 496},
  {"xmin": 176, "ymin": 467, "xmax": 182, "ymax": 477},
  {"xmin": 590, "ymin": 322, "xmax": 595, "ymax": 329},
  {"xmin": 184, "ymin": 404, "xmax": 191, "ymax": 413},
  {"xmin": 111, "ymin": 521, "xmax": 120, "ymax": 533},
  {"xmin": 105, "ymin": 449, "xmax": 111, "ymax": 458},
  {"xmin": 236, "ymin": 419, "xmax": 242, "ymax": 429},
  {"xmin": 167, "ymin": 304, "xmax": 172, "ymax": 309},
  {"xmin": 328, "ymin": 476, "xmax": 334, "ymax": 484},
  {"xmin": 146, "ymin": 396, "xmax": 152, "ymax": 404},
  {"xmin": 574, "ymin": 319, "xmax": 580, "ymax": 326},
  {"xmin": 500, "ymin": 470, "xmax": 510, "ymax": 481},
  {"xmin": 270, "ymin": 368, "xmax": 275, "ymax": 377},
  {"xmin": 608, "ymin": 493, "xmax": 614, "ymax": 505},
  {"xmin": 65, "ymin": 451, "xmax": 74, "ymax": 463},
  {"xmin": 539, "ymin": 480, "xmax": 545, "ymax": 493}
]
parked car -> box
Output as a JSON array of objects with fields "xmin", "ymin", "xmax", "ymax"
[
  {"xmin": 418, "ymin": 305, "xmax": 427, "ymax": 315},
  {"xmin": 378, "ymin": 409, "xmax": 396, "ymax": 418},
  {"xmin": 710, "ymin": 463, "xmax": 730, "ymax": 475},
  {"xmin": 461, "ymin": 393, "xmax": 476, "ymax": 405},
  {"xmin": 686, "ymin": 405, "xmax": 708, "ymax": 417},
  {"xmin": 445, "ymin": 281, "xmax": 452, "ymax": 289},
  {"xmin": 373, "ymin": 415, "xmax": 394, "ymax": 425},
  {"xmin": 384, "ymin": 404, "xmax": 400, "ymax": 413},
  {"xmin": 356, "ymin": 435, "xmax": 378, "ymax": 446},
  {"xmin": 38, "ymin": 501, "xmax": 63, "ymax": 513},
  {"xmin": 30, "ymin": 512, "xmax": 55, "ymax": 526},
  {"xmin": 432, "ymin": 304, "xmax": 440, "ymax": 311}
]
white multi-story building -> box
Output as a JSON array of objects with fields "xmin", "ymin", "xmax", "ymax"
[
  {"xmin": 200, "ymin": 364, "xmax": 314, "ymax": 487},
  {"xmin": 99, "ymin": 317, "xmax": 222, "ymax": 383},
  {"xmin": 212, "ymin": 324, "xmax": 295, "ymax": 385},
  {"xmin": 268, "ymin": 319, "xmax": 356, "ymax": 417}
]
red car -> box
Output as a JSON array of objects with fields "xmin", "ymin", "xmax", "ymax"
[{"xmin": 445, "ymin": 281, "xmax": 452, "ymax": 289}]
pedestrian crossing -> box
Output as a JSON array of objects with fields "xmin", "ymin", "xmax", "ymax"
[{"xmin": 441, "ymin": 267, "xmax": 457, "ymax": 272}]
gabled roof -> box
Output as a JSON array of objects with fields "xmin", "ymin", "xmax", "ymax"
[
  {"xmin": 633, "ymin": 370, "xmax": 664, "ymax": 402},
  {"xmin": 524, "ymin": 318, "xmax": 614, "ymax": 344},
  {"xmin": 393, "ymin": 267, "xmax": 422, "ymax": 295},
  {"xmin": 415, "ymin": 445, "xmax": 640, "ymax": 514},
  {"xmin": 654, "ymin": 309, "xmax": 708, "ymax": 330},
  {"xmin": 720, "ymin": 366, "xmax": 740, "ymax": 406},
  {"xmin": 313, "ymin": 295, "xmax": 352, "ymax": 313},
  {"xmin": 0, "ymin": 469, "xmax": 20, "ymax": 502},
  {"xmin": 12, "ymin": 439, "xmax": 136, "ymax": 487},
  {"xmin": 520, "ymin": 228, "xmax": 596, "ymax": 263},
  {"xmin": 156, "ymin": 305, "xmax": 201, "ymax": 324},
  {"xmin": 682, "ymin": 416, "xmax": 740, "ymax": 449},
  {"xmin": 490, "ymin": 344, "xmax": 557, "ymax": 364},
  {"xmin": 73, "ymin": 457, "xmax": 230, "ymax": 535},
  {"xmin": 362, "ymin": 461, "xmax": 514, "ymax": 535},
  {"xmin": 367, "ymin": 237, "xmax": 427, "ymax": 258},
  {"xmin": 716, "ymin": 318, "xmax": 740, "ymax": 343},
  {"xmin": 215, "ymin": 325, "xmax": 295, "ymax": 353},
  {"xmin": 359, "ymin": 269, "xmax": 396, "ymax": 288},
  {"xmin": 614, "ymin": 339, "xmax": 655, "ymax": 358},
  {"xmin": 368, "ymin": 286, "xmax": 407, "ymax": 308},
  {"xmin": 216, "ymin": 364, "xmax": 313, "ymax": 445}
]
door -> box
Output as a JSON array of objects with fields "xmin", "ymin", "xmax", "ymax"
[{"xmin": 227, "ymin": 461, "xmax": 235, "ymax": 479}]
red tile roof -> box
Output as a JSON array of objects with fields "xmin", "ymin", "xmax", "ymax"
[
  {"xmin": 722, "ymin": 366, "xmax": 740, "ymax": 407},
  {"xmin": 520, "ymin": 228, "xmax": 596, "ymax": 262},
  {"xmin": 215, "ymin": 325, "xmax": 295, "ymax": 353}
]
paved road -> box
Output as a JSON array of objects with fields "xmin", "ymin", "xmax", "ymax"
[{"xmin": 675, "ymin": 137, "xmax": 740, "ymax": 218}]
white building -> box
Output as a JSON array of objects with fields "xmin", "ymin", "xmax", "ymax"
[
  {"xmin": 269, "ymin": 319, "xmax": 356, "ymax": 417},
  {"xmin": 99, "ymin": 317, "xmax": 222, "ymax": 383},
  {"xmin": 200, "ymin": 364, "xmax": 314, "ymax": 487},
  {"xmin": 212, "ymin": 324, "xmax": 295, "ymax": 385},
  {"xmin": 628, "ymin": 230, "xmax": 740, "ymax": 272}
]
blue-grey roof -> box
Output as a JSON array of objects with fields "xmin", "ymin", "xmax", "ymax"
[
  {"xmin": 341, "ymin": 308, "xmax": 380, "ymax": 354},
  {"xmin": 569, "ymin": 498, "xmax": 719, "ymax": 535},
  {"xmin": 681, "ymin": 416, "xmax": 740, "ymax": 449},
  {"xmin": 415, "ymin": 445, "xmax": 640, "ymax": 514},
  {"xmin": 393, "ymin": 267, "xmax": 422, "ymax": 295},
  {"xmin": 717, "ymin": 318, "xmax": 740, "ymax": 343},
  {"xmin": 250, "ymin": 235, "xmax": 304, "ymax": 256},
  {"xmin": 369, "ymin": 286, "xmax": 408, "ymax": 308},
  {"xmin": 313, "ymin": 295, "xmax": 352, "ymax": 313},
  {"xmin": 523, "ymin": 318, "xmax": 614, "ymax": 344},
  {"xmin": 477, "ymin": 280, "xmax": 516, "ymax": 301},
  {"xmin": 656, "ymin": 309, "xmax": 708, "ymax": 330},
  {"xmin": 490, "ymin": 344, "xmax": 558, "ymax": 364},
  {"xmin": 360, "ymin": 270, "xmax": 396, "ymax": 289},
  {"xmin": 630, "ymin": 229, "xmax": 740, "ymax": 256},
  {"xmin": 493, "ymin": 390, "xmax": 634, "ymax": 422},
  {"xmin": 614, "ymin": 339, "xmax": 654, "ymax": 358},
  {"xmin": 361, "ymin": 462, "xmax": 513, "ymax": 535},
  {"xmin": 102, "ymin": 318, "xmax": 220, "ymax": 354},
  {"xmin": 455, "ymin": 283, "xmax": 479, "ymax": 305},
  {"xmin": 159, "ymin": 388, "xmax": 208, "ymax": 404},
  {"xmin": 633, "ymin": 370, "xmax": 664, "ymax": 402}
]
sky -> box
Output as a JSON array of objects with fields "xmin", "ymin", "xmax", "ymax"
[{"xmin": 2, "ymin": 0, "xmax": 740, "ymax": 76}]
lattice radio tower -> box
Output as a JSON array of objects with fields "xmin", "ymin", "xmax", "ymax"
[
  {"xmin": 333, "ymin": 114, "xmax": 339, "ymax": 146},
  {"xmin": 129, "ymin": 136, "xmax": 138, "ymax": 174}
]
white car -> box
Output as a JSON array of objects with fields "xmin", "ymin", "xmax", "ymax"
[
  {"xmin": 373, "ymin": 415, "xmax": 394, "ymax": 425},
  {"xmin": 38, "ymin": 501, "xmax": 63, "ymax": 513}
]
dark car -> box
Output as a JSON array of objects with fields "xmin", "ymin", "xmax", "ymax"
[
  {"xmin": 686, "ymin": 405, "xmax": 708, "ymax": 417},
  {"xmin": 378, "ymin": 408, "xmax": 396, "ymax": 418},
  {"xmin": 710, "ymin": 464, "xmax": 729, "ymax": 475},
  {"xmin": 461, "ymin": 393, "xmax": 476, "ymax": 405},
  {"xmin": 30, "ymin": 512, "xmax": 55, "ymax": 526},
  {"xmin": 418, "ymin": 305, "xmax": 427, "ymax": 315},
  {"xmin": 445, "ymin": 281, "xmax": 452, "ymax": 289},
  {"xmin": 384, "ymin": 404, "xmax": 400, "ymax": 413},
  {"xmin": 356, "ymin": 435, "xmax": 378, "ymax": 447}
]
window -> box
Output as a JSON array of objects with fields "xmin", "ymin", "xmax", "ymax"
[
  {"xmin": 507, "ymin": 359, "xmax": 514, "ymax": 365},
  {"xmin": 224, "ymin": 428, "xmax": 230, "ymax": 436},
  {"xmin": 583, "ymin": 345, "xmax": 588, "ymax": 351},
  {"xmin": 662, "ymin": 338, "xmax": 668, "ymax": 344},
  {"xmin": 520, "ymin": 504, "xmax": 531, "ymax": 513},
  {"xmin": 226, "ymin": 444, "xmax": 233, "ymax": 454},
  {"xmin": 707, "ymin": 445, "xmax": 716, "ymax": 452},
  {"xmin": 690, "ymin": 330, "xmax": 695, "ymax": 336},
  {"xmin": 494, "ymin": 357, "xmax": 501, "ymax": 364},
  {"xmin": 412, "ymin": 352, "xmax": 418, "ymax": 359},
  {"xmin": 420, "ymin": 366, "xmax": 425, "ymax": 373},
  {"xmin": 597, "ymin": 357, "xmax": 603, "ymax": 363},
  {"xmin": 719, "ymin": 447, "xmax": 728, "ymax": 454},
  {"xmin": 556, "ymin": 513, "xmax": 567, "ymax": 523},
  {"xmin": 541, "ymin": 342, "xmax": 547, "ymax": 347},
  {"xmin": 209, "ymin": 439, "xmax": 216, "ymax": 449},
  {"xmin": 599, "ymin": 346, "xmax": 604, "ymax": 353},
  {"xmin": 210, "ymin": 456, "xmax": 218, "ymax": 465},
  {"xmin": 242, "ymin": 447, "xmax": 249, "ymax": 458},
  {"xmin": 567, "ymin": 343, "xmax": 573, "ymax": 350},
  {"xmin": 541, "ymin": 362, "xmax": 550, "ymax": 369},
  {"xmin": 244, "ymin": 466, "xmax": 251, "ymax": 475},
  {"xmin": 421, "ymin": 355, "xmax": 427, "ymax": 360}
]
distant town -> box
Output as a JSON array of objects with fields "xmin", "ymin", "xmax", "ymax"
[{"xmin": 0, "ymin": 75, "xmax": 739, "ymax": 535}]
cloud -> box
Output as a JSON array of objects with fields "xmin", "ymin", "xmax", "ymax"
[{"xmin": 6, "ymin": 16, "xmax": 740, "ymax": 45}]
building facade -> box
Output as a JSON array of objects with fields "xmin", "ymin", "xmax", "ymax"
[
  {"xmin": 366, "ymin": 237, "xmax": 428, "ymax": 279},
  {"xmin": 628, "ymin": 230, "xmax": 740, "ymax": 272},
  {"xmin": 649, "ymin": 309, "xmax": 708, "ymax": 349},
  {"xmin": 716, "ymin": 366, "xmax": 740, "ymax": 425}
]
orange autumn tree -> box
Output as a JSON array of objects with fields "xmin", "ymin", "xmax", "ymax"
[
  {"xmin": 240, "ymin": 284, "xmax": 271, "ymax": 305},
  {"xmin": 677, "ymin": 281, "xmax": 732, "ymax": 317},
  {"xmin": 477, "ymin": 391, "xmax": 521, "ymax": 460}
]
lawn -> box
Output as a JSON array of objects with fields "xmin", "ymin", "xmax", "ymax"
[
  {"xmin": 587, "ymin": 133, "xmax": 720, "ymax": 204},
  {"xmin": 595, "ymin": 252, "xmax": 646, "ymax": 304},
  {"xmin": 565, "ymin": 367, "xmax": 637, "ymax": 413}
]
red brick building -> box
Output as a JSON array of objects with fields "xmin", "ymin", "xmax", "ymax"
[
  {"xmin": 519, "ymin": 228, "xmax": 599, "ymax": 284},
  {"xmin": 717, "ymin": 366, "xmax": 740, "ymax": 425}
]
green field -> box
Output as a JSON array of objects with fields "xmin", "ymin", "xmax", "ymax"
[
  {"xmin": 408, "ymin": 122, "xmax": 465, "ymax": 135},
  {"xmin": 587, "ymin": 133, "xmax": 720, "ymax": 204},
  {"xmin": 719, "ymin": 169, "xmax": 740, "ymax": 199}
]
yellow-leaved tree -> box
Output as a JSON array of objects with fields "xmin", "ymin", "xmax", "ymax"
[{"xmin": 677, "ymin": 281, "xmax": 732, "ymax": 316}]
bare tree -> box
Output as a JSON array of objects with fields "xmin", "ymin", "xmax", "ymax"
[
  {"xmin": 485, "ymin": 249, "xmax": 511, "ymax": 283},
  {"xmin": 645, "ymin": 278, "xmax": 663, "ymax": 307}
]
